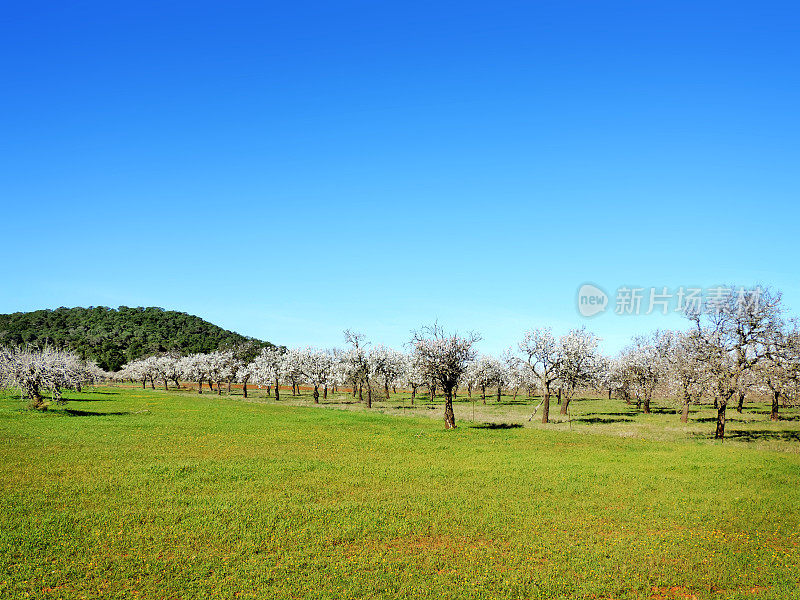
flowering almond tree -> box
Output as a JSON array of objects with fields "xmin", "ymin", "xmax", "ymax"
[
  {"xmin": 177, "ymin": 353, "xmax": 211, "ymax": 394},
  {"xmin": 491, "ymin": 359, "xmax": 510, "ymax": 403},
  {"xmin": 617, "ymin": 332, "xmax": 671, "ymax": 414},
  {"xmin": 205, "ymin": 350, "xmax": 234, "ymax": 395},
  {"xmin": 502, "ymin": 348, "xmax": 527, "ymax": 400},
  {"xmin": 411, "ymin": 323, "xmax": 479, "ymax": 429},
  {"xmin": 401, "ymin": 354, "xmax": 426, "ymax": 404},
  {"xmin": 155, "ymin": 353, "xmax": 182, "ymax": 390},
  {"xmin": 516, "ymin": 328, "xmax": 561, "ymax": 424},
  {"xmin": 369, "ymin": 345, "xmax": 405, "ymax": 399},
  {"xmin": 0, "ymin": 345, "xmax": 99, "ymax": 409},
  {"xmin": 283, "ymin": 348, "xmax": 305, "ymax": 396},
  {"xmin": 664, "ymin": 331, "xmax": 707, "ymax": 422},
  {"xmin": 759, "ymin": 324, "xmax": 800, "ymax": 421},
  {"xmin": 250, "ymin": 347, "xmax": 287, "ymax": 401},
  {"xmin": 230, "ymin": 341, "xmax": 262, "ymax": 398},
  {"xmin": 343, "ymin": 330, "xmax": 372, "ymax": 406},
  {"xmin": 300, "ymin": 347, "xmax": 335, "ymax": 404},
  {"xmin": 557, "ymin": 327, "xmax": 602, "ymax": 416},
  {"xmin": 121, "ymin": 356, "xmax": 160, "ymax": 389},
  {"xmin": 686, "ymin": 286, "xmax": 783, "ymax": 439},
  {"xmin": 469, "ymin": 356, "xmax": 504, "ymax": 404}
]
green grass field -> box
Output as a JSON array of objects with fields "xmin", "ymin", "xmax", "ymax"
[{"xmin": 1, "ymin": 386, "xmax": 799, "ymax": 599}]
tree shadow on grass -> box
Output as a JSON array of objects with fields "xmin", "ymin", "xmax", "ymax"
[
  {"xmin": 62, "ymin": 397, "xmax": 115, "ymax": 402},
  {"xmin": 470, "ymin": 423, "xmax": 523, "ymax": 430},
  {"xmin": 62, "ymin": 409, "xmax": 130, "ymax": 417},
  {"xmin": 646, "ymin": 407, "xmax": 679, "ymax": 415},
  {"xmin": 581, "ymin": 411, "xmax": 638, "ymax": 417},
  {"xmin": 493, "ymin": 399, "xmax": 536, "ymax": 406},
  {"xmin": 748, "ymin": 410, "xmax": 800, "ymax": 421},
  {"xmin": 689, "ymin": 429, "xmax": 800, "ymax": 442},
  {"xmin": 574, "ymin": 416, "xmax": 635, "ymax": 424},
  {"xmin": 725, "ymin": 429, "xmax": 800, "ymax": 443},
  {"xmin": 694, "ymin": 415, "xmax": 764, "ymax": 424}
]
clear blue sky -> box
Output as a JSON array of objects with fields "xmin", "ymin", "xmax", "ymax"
[{"xmin": 2, "ymin": 1, "xmax": 799, "ymax": 355}]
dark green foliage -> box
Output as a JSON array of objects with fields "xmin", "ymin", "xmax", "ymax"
[{"xmin": 0, "ymin": 306, "xmax": 273, "ymax": 371}]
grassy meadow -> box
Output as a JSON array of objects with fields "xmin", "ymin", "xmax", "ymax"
[{"xmin": 1, "ymin": 385, "xmax": 799, "ymax": 599}]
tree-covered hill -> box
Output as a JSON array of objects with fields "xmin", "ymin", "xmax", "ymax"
[{"xmin": 0, "ymin": 306, "xmax": 273, "ymax": 371}]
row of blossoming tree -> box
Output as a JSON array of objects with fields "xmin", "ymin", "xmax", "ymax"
[{"xmin": 2, "ymin": 286, "xmax": 799, "ymax": 439}]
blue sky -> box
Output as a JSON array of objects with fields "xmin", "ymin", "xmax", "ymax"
[{"xmin": 2, "ymin": 1, "xmax": 799, "ymax": 355}]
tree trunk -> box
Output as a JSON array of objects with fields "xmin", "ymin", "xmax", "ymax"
[
  {"xmin": 227, "ymin": 380, "xmax": 232, "ymax": 393},
  {"xmin": 681, "ymin": 391, "xmax": 690, "ymax": 423},
  {"xmin": 557, "ymin": 388, "xmax": 562, "ymax": 405},
  {"xmin": 496, "ymin": 385, "xmax": 501, "ymax": 403},
  {"xmin": 444, "ymin": 391, "xmax": 456, "ymax": 429},
  {"xmin": 736, "ymin": 391, "xmax": 745, "ymax": 413},
  {"xmin": 29, "ymin": 387, "xmax": 45, "ymax": 410},
  {"xmin": 366, "ymin": 382, "xmax": 372, "ymax": 408},
  {"xmin": 513, "ymin": 387, "xmax": 518, "ymax": 400},
  {"xmin": 164, "ymin": 379, "xmax": 168, "ymax": 391},
  {"xmin": 142, "ymin": 379, "xmax": 147, "ymax": 389},
  {"xmin": 358, "ymin": 383, "xmax": 363, "ymax": 403},
  {"xmin": 608, "ymin": 389, "xmax": 612, "ymax": 400},
  {"xmin": 384, "ymin": 379, "xmax": 390, "ymax": 400},
  {"xmin": 274, "ymin": 379, "xmax": 280, "ymax": 401},
  {"xmin": 242, "ymin": 378, "xmax": 248, "ymax": 398},
  {"xmin": 541, "ymin": 392, "xmax": 550, "ymax": 424},
  {"xmin": 197, "ymin": 378, "xmax": 202, "ymax": 394},
  {"xmin": 352, "ymin": 384, "xmax": 357, "ymax": 397},
  {"xmin": 313, "ymin": 385, "xmax": 319, "ymax": 404},
  {"xmin": 560, "ymin": 396, "xmax": 570, "ymax": 415},
  {"xmin": 323, "ymin": 384, "xmax": 328, "ymax": 399},
  {"xmin": 430, "ymin": 384, "xmax": 436, "ymax": 400},
  {"xmin": 715, "ymin": 402, "xmax": 727, "ymax": 440},
  {"xmin": 713, "ymin": 397, "xmax": 719, "ymax": 410},
  {"xmin": 150, "ymin": 376, "xmax": 155, "ymax": 390},
  {"xmin": 411, "ymin": 386, "xmax": 416, "ymax": 405},
  {"xmin": 217, "ymin": 382, "xmax": 222, "ymax": 395},
  {"xmin": 643, "ymin": 395, "xmax": 651, "ymax": 414},
  {"xmin": 481, "ymin": 386, "xmax": 486, "ymax": 404},
  {"xmin": 771, "ymin": 391, "xmax": 780, "ymax": 421}
]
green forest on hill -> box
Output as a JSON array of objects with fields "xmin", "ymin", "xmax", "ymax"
[{"xmin": 0, "ymin": 306, "xmax": 271, "ymax": 371}]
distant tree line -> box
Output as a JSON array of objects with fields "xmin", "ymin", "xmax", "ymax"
[
  {"xmin": 116, "ymin": 286, "xmax": 800, "ymax": 440},
  {"xmin": 0, "ymin": 306, "xmax": 273, "ymax": 371}
]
